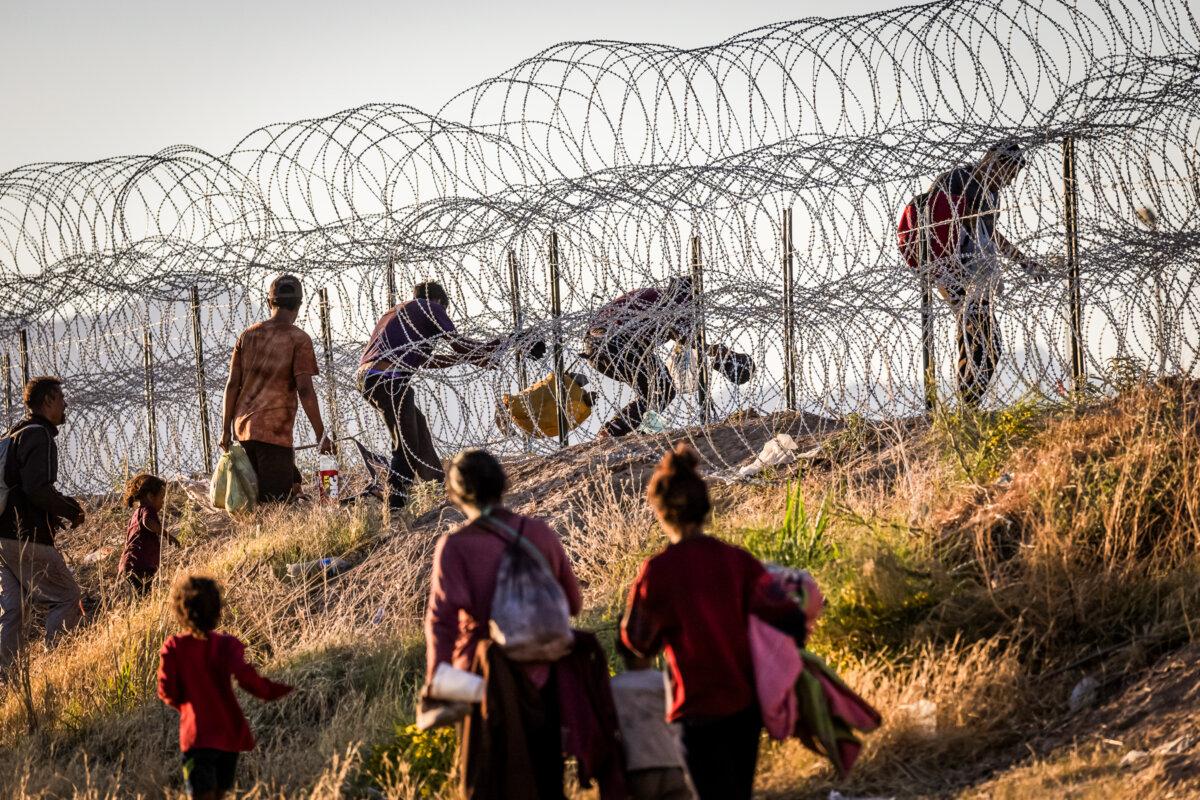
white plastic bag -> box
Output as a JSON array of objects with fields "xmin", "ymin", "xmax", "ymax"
[
  {"xmin": 666, "ymin": 343, "xmax": 701, "ymax": 395},
  {"xmin": 482, "ymin": 515, "xmax": 573, "ymax": 662}
]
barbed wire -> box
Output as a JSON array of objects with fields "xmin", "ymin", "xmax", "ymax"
[{"xmin": 0, "ymin": 0, "xmax": 1197, "ymax": 492}]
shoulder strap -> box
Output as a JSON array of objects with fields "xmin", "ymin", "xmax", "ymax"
[{"xmin": 475, "ymin": 513, "xmax": 554, "ymax": 574}]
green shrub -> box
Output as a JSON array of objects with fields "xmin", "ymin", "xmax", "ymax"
[
  {"xmin": 935, "ymin": 394, "xmax": 1053, "ymax": 483},
  {"xmin": 742, "ymin": 483, "xmax": 837, "ymax": 570},
  {"xmin": 363, "ymin": 723, "xmax": 456, "ymax": 796}
]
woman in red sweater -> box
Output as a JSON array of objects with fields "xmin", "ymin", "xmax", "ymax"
[
  {"xmin": 621, "ymin": 443, "xmax": 807, "ymax": 800},
  {"xmin": 157, "ymin": 576, "xmax": 293, "ymax": 800}
]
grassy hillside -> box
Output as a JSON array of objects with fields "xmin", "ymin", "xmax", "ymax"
[{"xmin": 2, "ymin": 379, "xmax": 1197, "ymax": 799}]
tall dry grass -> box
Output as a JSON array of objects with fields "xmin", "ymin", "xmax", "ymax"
[{"xmin": 0, "ymin": 380, "xmax": 1196, "ymax": 798}]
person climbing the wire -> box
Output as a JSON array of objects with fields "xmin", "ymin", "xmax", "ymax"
[
  {"xmin": 358, "ymin": 281, "xmax": 540, "ymax": 510},
  {"xmin": 584, "ymin": 275, "xmax": 737, "ymax": 438},
  {"xmin": 900, "ymin": 142, "xmax": 1048, "ymax": 406},
  {"xmin": 219, "ymin": 275, "xmax": 333, "ymax": 503}
]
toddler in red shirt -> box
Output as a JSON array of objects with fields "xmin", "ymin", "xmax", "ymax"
[
  {"xmin": 117, "ymin": 474, "xmax": 178, "ymax": 594},
  {"xmin": 157, "ymin": 575, "xmax": 293, "ymax": 799}
]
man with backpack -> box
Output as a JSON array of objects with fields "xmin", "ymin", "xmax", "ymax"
[
  {"xmin": 898, "ymin": 143, "xmax": 1048, "ymax": 406},
  {"xmin": 0, "ymin": 376, "xmax": 87, "ymax": 675}
]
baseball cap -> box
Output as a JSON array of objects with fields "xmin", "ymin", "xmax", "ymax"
[{"xmin": 268, "ymin": 274, "xmax": 303, "ymax": 304}]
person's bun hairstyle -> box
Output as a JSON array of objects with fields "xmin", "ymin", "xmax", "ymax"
[{"xmin": 647, "ymin": 442, "xmax": 710, "ymax": 527}]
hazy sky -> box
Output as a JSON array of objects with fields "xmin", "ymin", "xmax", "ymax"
[{"xmin": 1, "ymin": 0, "xmax": 905, "ymax": 171}]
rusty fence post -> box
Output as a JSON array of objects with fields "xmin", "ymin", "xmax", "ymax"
[
  {"xmin": 782, "ymin": 208, "xmax": 797, "ymax": 412},
  {"xmin": 508, "ymin": 249, "xmax": 529, "ymax": 393},
  {"xmin": 1063, "ymin": 135, "xmax": 1086, "ymax": 389},
  {"xmin": 18, "ymin": 330, "xmax": 29, "ymax": 386},
  {"xmin": 143, "ymin": 328, "xmax": 158, "ymax": 474},
  {"xmin": 690, "ymin": 234, "xmax": 711, "ymax": 424},
  {"xmin": 548, "ymin": 232, "xmax": 569, "ymax": 448},
  {"xmin": 190, "ymin": 287, "xmax": 214, "ymax": 474},
  {"xmin": 318, "ymin": 288, "xmax": 340, "ymax": 446}
]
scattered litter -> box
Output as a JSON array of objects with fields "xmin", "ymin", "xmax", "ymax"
[
  {"xmin": 666, "ymin": 345, "xmax": 701, "ymax": 395},
  {"xmin": 370, "ymin": 607, "xmax": 386, "ymax": 625},
  {"xmin": 1068, "ymin": 676, "xmax": 1100, "ymax": 713},
  {"xmin": 82, "ymin": 546, "xmax": 114, "ymax": 565},
  {"xmin": 1119, "ymin": 749, "xmax": 1149, "ymax": 768},
  {"xmin": 1155, "ymin": 735, "xmax": 1194, "ymax": 755},
  {"xmin": 829, "ymin": 791, "xmax": 896, "ymax": 800},
  {"xmin": 897, "ymin": 699, "xmax": 937, "ymax": 734},
  {"xmin": 996, "ymin": 471, "xmax": 1013, "ymax": 486},
  {"xmin": 285, "ymin": 557, "xmax": 351, "ymax": 580},
  {"xmin": 737, "ymin": 434, "xmax": 819, "ymax": 478},
  {"xmin": 637, "ymin": 410, "xmax": 668, "ymax": 434}
]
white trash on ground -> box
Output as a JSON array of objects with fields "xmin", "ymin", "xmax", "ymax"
[
  {"xmin": 1068, "ymin": 675, "xmax": 1100, "ymax": 713},
  {"xmin": 897, "ymin": 699, "xmax": 938, "ymax": 734},
  {"xmin": 737, "ymin": 433, "xmax": 820, "ymax": 478}
]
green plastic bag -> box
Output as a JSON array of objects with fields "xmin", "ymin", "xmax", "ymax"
[
  {"xmin": 209, "ymin": 443, "xmax": 258, "ymax": 513},
  {"xmin": 209, "ymin": 452, "xmax": 232, "ymax": 509}
]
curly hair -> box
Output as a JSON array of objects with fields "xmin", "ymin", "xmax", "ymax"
[
  {"xmin": 123, "ymin": 473, "xmax": 166, "ymax": 508},
  {"xmin": 646, "ymin": 443, "xmax": 711, "ymax": 527},
  {"xmin": 171, "ymin": 575, "xmax": 222, "ymax": 636}
]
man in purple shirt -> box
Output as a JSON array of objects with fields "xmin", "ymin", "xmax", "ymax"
[
  {"xmin": 584, "ymin": 276, "xmax": 732, "ymax": 437},
  {"xmin": 358, "ymin": 281, "xmax": 507, "ymax": 509}
]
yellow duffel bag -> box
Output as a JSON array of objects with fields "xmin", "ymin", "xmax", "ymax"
[{"xmin": 499, "ymin": 372, "xmax": 593, "ymax": 438}]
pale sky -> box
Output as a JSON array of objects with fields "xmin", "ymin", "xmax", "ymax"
[{"xmin": 1, "ymin": 0, "xmax": 905, "ymax": 172}]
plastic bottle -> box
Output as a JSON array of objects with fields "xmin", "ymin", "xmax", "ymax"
[{"xmin": 317, "ymin": 454, "xmax": 339, "ymax": 503}]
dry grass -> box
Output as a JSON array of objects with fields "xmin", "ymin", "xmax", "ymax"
[{"xmin": 1, "ymin": 380, "xmax": 1197, "ymax": 798}]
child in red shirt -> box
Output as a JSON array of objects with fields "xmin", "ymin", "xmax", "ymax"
[
  {"xmin": 157, "ymin": 576, "xmax": 293, "ymax": 799},
  {"xmin": 117, "ymin": 474, "xmax": 178, "ymax": 594}
]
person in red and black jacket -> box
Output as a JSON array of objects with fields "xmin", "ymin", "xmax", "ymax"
[
  {"xmin": 584, "ymin": 276, "xmax": 735, "ymax": 438},
  {"xmin": 0, "ymin": 376, "xmax": 86, "ymax": 675},
  {"xmin": 927, "ymin": 143, "xmax": 1048, "ymax": 406},
  {"xmin": 621, "ymin": 443, "xmax": 807, "ymax": 800},
  {"xmin": 157, "ymin": 575, "xmax": 292, "ymax": 800}
]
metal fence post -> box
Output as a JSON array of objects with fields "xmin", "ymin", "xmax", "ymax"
[
  {"xmin": 318, "ymin": 288, "xmax": 340, "ymax": 445},
  {"xmin": 190, "ymin": 286, "xmax": 213, "ymax": 474},
  {"xmin": 782, "ymin": 208, "xmax": 797, "ymax": 412},
  {"xmin": 690, "ymin": 234, "xmax": 711, "ymax": 424},
  {"xmin": 917, "ymin": 196, "xmax": 937, "ymax": 412},
  {"xmin": 18, "ymin": 330, "xmax": 29, "ymax": 385},
  {"xmin": 386, "ymin": 255, "xmax": 397, "ymax": 309},
  {"xmin": 548, "ymin": 232, "xmax": 570, "ymax": 448},
  {"xmin": 2, "ymin": 353, "xmax": 10, "ymax": 426},
  {"xmin": 508, "ymin": 249, "xmax": 529, "ymax": 393},
  {"xmin": 1063, "ymin": 136, "xmax": 1086, "ymax": 389},
  {"xmin": 143, "ymin": 328, "xmax": 158, "ymax": 475}
]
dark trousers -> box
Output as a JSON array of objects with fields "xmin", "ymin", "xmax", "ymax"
[
  {"xmin": 939, "ymin": 284, "xmax": 1001, "ymax": 407},
  {"xmin": 681, "ymin": 705, "xmax": 762, "ymax": 800},
  {"xmin": 239, "ymin": 440, "xmax": 301, "ymax": 503},
  {"xmin": 586, "ymin": 336, "xmax": 676, "ymax": 437},
  {"xmin": 359, "ymin": 373, "xmax": 444, "ymax": 505}
]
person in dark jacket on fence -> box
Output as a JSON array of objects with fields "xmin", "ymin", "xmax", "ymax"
[
  {"xmin": 219, "ymin": 275, "xmax": 334, "ymax": 502},
  {"xmin": 584, "ymin": 276, "xmax": 735, "ymax": 438},
  {"xmin": 358, "ymin": 282, "xmax": 521, "ymax": 510},
  {"xmin": 622, "ymin": 443, "xmax": 808, "ymax": 800},
  {"xmin": 0, "ymin": 376, "xmax": 87, "ymax": 674}
]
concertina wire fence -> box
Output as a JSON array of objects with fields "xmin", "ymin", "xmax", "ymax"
[{"xmin": 0, "ymin": 0, "xmax": 1197, "ymax": 494}]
